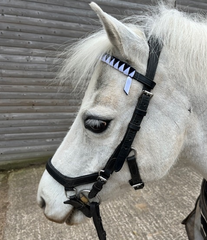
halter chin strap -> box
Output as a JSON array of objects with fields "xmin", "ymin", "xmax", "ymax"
[{"xmin": 46, "ymin": 37, "xmax": 163, "ymax": 240}]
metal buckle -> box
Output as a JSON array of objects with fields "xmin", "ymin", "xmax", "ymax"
[
  {"xmin": 132, "ymin": 182, "xmax": 145, "ymax": 190},
  {"xmin": 65, "ymin": 188, "xmax": 77, "ymax": 199},
  {"xmin": 142, "ymin": 90, "xmax": 153, "ymax": 98},
  {"xmin": 97, "ymin": 170, "xmax": 107, "ymax": 183},
  {"xmin": 130, "ymin": 148, "xmax": 137, "ymax": 158}
]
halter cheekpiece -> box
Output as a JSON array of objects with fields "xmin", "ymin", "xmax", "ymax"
[{"xmin": 46, "ymin": 37, "xmax": 163, "ymax": 240}]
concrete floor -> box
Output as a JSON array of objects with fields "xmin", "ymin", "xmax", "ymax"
[{"xmin": 0, "ymin": 161, "xmax": 202, "ymax": 240}]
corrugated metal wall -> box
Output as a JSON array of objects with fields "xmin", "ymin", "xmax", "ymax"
[{"xmin": 0, "ymin": 0, "xmax": 207, "ymax": 169}]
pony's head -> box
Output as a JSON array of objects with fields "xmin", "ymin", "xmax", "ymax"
[{"xmin": 37, "ymin": 2, "xmax": 190, "ymax": 225}]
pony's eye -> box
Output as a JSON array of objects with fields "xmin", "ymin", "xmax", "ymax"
[{"xmin": 84, "ymin": 118, "xmax": 110, "ymax": 133}]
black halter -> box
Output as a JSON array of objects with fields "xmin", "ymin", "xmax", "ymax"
[{"xmin": 46, "ymin": 37, "xmax": 163, "ymax": 240}]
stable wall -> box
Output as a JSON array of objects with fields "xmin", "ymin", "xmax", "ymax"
[{"xmin": 0, "ymin": 0, "xmax": 206, "ymax": 169}]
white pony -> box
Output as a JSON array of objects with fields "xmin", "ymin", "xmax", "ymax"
[{"xmin": 37, "ymin": 2, "xmax": 207, "ymax": 239}]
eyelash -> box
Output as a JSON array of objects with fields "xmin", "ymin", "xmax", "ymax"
[{"xmin": 84, "ymin": 118, "xmax": 111, "ymax": 133}]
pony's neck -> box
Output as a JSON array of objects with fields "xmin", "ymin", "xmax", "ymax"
[
  {"xmin": 168, "ymin": 48, "xmax": 207, "ymax": 180},
  {"xmin": 150, "ymin": 11, "xmax": 207, "ymax": 179}
]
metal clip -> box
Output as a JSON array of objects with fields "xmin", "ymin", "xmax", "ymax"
[
  {"xmin": 79, "ymin": 189, "xmax": 101, "ymax": 204},
  {"xmin": 79, "ymin": 190, "xmax": 90, "ymax": 204},
  {"xmin": 142, "ymin": 90, "xmax": 153, "ymax": 98}
]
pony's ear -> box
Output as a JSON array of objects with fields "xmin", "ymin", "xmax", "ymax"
[{"xmin": 90, "ymin": 2, "xmax": 146, "ymax": 58}]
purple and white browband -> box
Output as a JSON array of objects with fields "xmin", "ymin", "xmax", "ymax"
[{"xmin": 101, "ymin": 53, "xmax": 136, "ymax": 95}]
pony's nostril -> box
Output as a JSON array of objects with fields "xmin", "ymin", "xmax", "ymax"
[{"xmin": 38, "ymin": 197, "xmax": 46, "ymax": 209}]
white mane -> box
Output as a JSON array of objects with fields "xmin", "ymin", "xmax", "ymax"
[
  {"xmin": 147, "ymin": 4, "xmax": 207, "ymax": 90},
  {"xmin": 57, "ymin": 3, "xmax": 207, "ymax": 91},
  {"xmin": 57, "ymin": 31, "xmax": 112, "ymax": 91}
]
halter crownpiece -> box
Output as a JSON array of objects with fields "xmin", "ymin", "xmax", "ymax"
[{"xmin": 46, "ymin": 37, "xmax": 163, "ymax": 240}]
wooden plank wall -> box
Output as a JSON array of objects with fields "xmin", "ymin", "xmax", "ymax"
[{"xmin": 0, "ymin": 0, "xmax": 207, "ymax": 169}]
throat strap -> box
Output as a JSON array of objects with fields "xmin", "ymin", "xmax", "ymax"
[{"xmin": 127, "ymin": 154, "xmax": 144, "ymax": 189}]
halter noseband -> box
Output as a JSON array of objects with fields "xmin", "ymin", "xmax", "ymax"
[{"xmin": 46, "ymin": 37, "xmax": 162, "ymax": 240}]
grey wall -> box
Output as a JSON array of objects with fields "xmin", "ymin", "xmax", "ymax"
[{"xmin": 0, "ymin": 0, "xmax": 206, "ymax": 169}]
